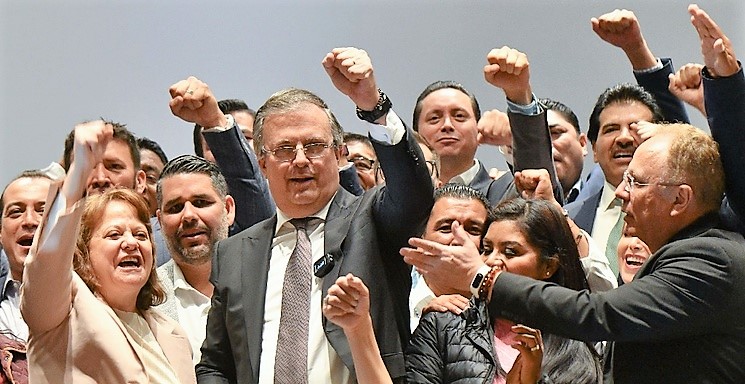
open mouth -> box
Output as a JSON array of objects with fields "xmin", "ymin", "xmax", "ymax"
[
  {"xmin": 118, "ymin": 256, "xmax": 142, "ymax": 268},
  {"xmin": 624, "ymin": 254, "xmax": 647, "ymax": 268},
  {"xmin": 16, "ymin": 234, "xmax": 34, "ymax": 247},
  {"xmin": 612, "ymin": 150, "xmax": 634, "ymax": 160}
]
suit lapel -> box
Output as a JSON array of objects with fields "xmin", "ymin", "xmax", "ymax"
[
  {"xmin": 242, "ymin": 216, "xmax": 277, "ymax": 381},
  {"xmin": 573, "ymin": 189, "xmax": 602, "ymax": 233},
  {"xmin": 321, "ymin": 189, "xmax": 360, "ymax": 372},
  {"xmin": 145, "ymin": 310, "xmax": 193, "ymax": 383},
  {"xmin": 321, "ymin": 189, "xmax": 357, "ymax": 296}
]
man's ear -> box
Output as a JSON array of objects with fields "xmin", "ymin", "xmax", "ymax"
[
  {"xmin": 670, "ymin": 184, "xmax": 694, "ymax": 217},
  {"xmin": 225, "ymin": 195, "xmax": 236, "ymax": 226},
  {"xmin": 579, "ymin": 133, "xmax": 589, "ymax": 157},
  {"xmin": 135, "ymin": 170, "xmax": 147, "ymax": 194},
  {"xmin": 258, "ymin": 156, "xmax": 268, "ymax": 178}
]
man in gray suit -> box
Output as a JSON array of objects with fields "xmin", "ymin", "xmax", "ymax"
[
  {"xmin": 155, "ymin": 154, "xmax": 235, "ymax": 365},
  {"xmin": 169, "ymin": 47, "xmax": 434, "ymax": 383}
]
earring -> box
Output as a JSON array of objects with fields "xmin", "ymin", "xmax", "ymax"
[{"xmin": 545, "ymin": 271, "xmax": 550, "ymax": 277}]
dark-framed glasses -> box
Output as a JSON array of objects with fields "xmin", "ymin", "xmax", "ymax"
[
  {"xmin": 262, "ymin": 142, "xmax": 334, "ymax": 162},
  {"xmin": 348, "ymin": 156, "xmax": 376, "ymax": 172},
  {"xmin": 622, "ymin": 170, "xmax": 681, "ymax": 193},
  {"xmin": 425, "ymin": 160, "xmax": 439, "ymax": 177}
]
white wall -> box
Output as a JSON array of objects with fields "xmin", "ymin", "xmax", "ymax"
[{"xmin": 1, "ymin": 0, "xmax": 742, "ymax": 188}]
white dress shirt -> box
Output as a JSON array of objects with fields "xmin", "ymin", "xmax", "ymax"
[
  {"xmin": 0, "ymin": 265, "xmax": 27, "ymax": 341},
  {"xmin": 259, "ymin": 109, "xmax": 406, "ymax": 384},
  {"xmin": 170, "ymin": 263, "xmax": 211, "ymax": 365},
  {"xmin": 591, "ymin": 182, "xmax": 624, "ymax": 256}
]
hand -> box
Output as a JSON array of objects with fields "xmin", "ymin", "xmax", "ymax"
[
  {"xmin": 689, "ymin": 4, "xmax": 740, "ymax": 78},
  {"xmin": 668, "ymin": 63, "xmax": 706, "ymax": 116},
  {"xmin": 401, "ymin": 221, "xmax": 483, "ymax": 296},
  {"xmin": 634, "ymin": 121, "xmax": 661, "ymax": 142},
  {"xmin": 484, "ymin": 46, "xmax": 532, "ymax": 105},
  {"xmin": 478, "ymin": 109, "xmax": 513, "ymax": 147},
  {"xmin": 591, "ymin": 9, "xmax": 656, "ymax": 70},
  {"xmin": 323, "ymin": 274, "xmax": 371, "ymax": 334},
  {"xmin": 168, "ymin": 76, "xmax": 226, "ymax": 128},
  {"xmin": 506, "ymin": 324, "xmax": 544, "ymax": 384},
  {"xmin": 514, "ymin": 169, "xmax": 558, "ymax": 206},
  {"xmin": 322, "ymin": 47, "xmax": 379, "ymax": 111},
  {"xmin": 422, "ymin": 294, "xmax": 470, "ymax": 315},
  {"xmin": 65, "ymin": 121, "xmax": 114, "ymax": 200}
]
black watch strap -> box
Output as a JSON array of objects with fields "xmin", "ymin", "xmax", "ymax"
[{"xmin": 356, "ymin": 89, "xmax": 392, "ymax": 123}]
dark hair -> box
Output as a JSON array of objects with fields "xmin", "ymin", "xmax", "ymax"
[
  {"xmin": 156, "ymin": 154, "xmax": 229, "ymax": 207},
  {"xmin": 193, "ymin": 99, "xmax": 256, "ymax": 157},
  {"xmin": 343, "ymin": 132, "xmax": 372, "ymax": 148},
  {"xmin": 434, "ymin": 183, "xmax": 491, "ymax": 215},
  {"xmin": 412, "ymin": 81, "xmax": 481, "ymax": 131},
  {"xmin": 540, "ymin": 98, "xmax": 581, "ymax": 134},
  {"xmin": 74, "ymin": 188, "xmax": 165, "ymax": 311},
  {"xmin": 63, "ymin": 120, "xmax": 140, "ymax": 172},
  {"xmin": 136, "ymin": 137, "xmax": 168, "ymax": 165},
  {"xmin": 1, "ymin": 170, "xmax": 52, "ymax": 216},
  {"xmin": 541, "ymin": 333, "xmax": 602, "ymax": 384},
  {"xmin": 218, "ymin": 99, "xmax": 256, "ymax": 117},
  {"xmin": 587, "ymin": 83, "xmax": 663, "ymax": 143},
  {"xmin": 490, "ymin": 198, "xmax": 588, "ymax": 291}
]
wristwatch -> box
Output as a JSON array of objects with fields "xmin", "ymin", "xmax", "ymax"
[
  {"xmin": 470, "ymin": 264, "xmax": 492, "ymax": 298},
  {"xmin": 355, "ymin": 89, "xmax": 392, "ymax": 123}
]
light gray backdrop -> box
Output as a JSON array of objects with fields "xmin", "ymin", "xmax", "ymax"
[{"xmin": 1, "ymin": 0, "xmax": 742, "ymax": 189}]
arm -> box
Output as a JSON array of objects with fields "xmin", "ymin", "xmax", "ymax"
[
  {"xmin": 484, "ymin": 46, "xmax": 562, "ymax": 203},
  {"xmin": 690, "ymin": 4, "xmax": 745, "ymax": 223},
  {"xmin": 20, "ymin": 121, "xmax": 111, "ymax": 333},
  {"xmin": 592, "ymin": 9, "xmax": 690, "ymax": 123},
  {"xmin": 323, "ymin": 47, "xmax": 434, "ymax": 250},
  {"xmin": 202, "ymin": 125, "xmax": 275, "ymax": 233},
  {"xmin": 489, "ymin": 238, "xmax": 736, "ymax": 342},
  {"xmin": 323, "ymin": 275, "xmax": 393, "ymax": 384},
  {"xmin": 580, "ymin": 231, "xmax": 618, "ymax": 292}
]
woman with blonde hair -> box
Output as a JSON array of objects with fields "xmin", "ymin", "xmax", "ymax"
[{"xmin": 21, "ymin": 121, "xmax": 195, "ymax": 383}]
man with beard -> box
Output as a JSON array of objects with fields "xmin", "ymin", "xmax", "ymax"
[{"xmin": 155, "ymin": 154, "xmax": 235, "ymax": 365}]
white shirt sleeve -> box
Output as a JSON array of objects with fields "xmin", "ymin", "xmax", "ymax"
[
  {"xmin": 367, "ymin": 110, "xmax": 405, "ymax": 145},
  {"xmin": 580, "ymin": 229, "xmax": 619, "ymax": 292}
]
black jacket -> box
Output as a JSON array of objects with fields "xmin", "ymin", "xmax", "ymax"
[{"xmin": 406, "ymin": 298, "xmax": 601, "ymax": 384}]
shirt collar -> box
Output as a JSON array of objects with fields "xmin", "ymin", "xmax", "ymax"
[
  {"xmin": 599, "ymin": 180, "xmax": 622, "ymax": 211},
  {"xmin": 274, "ymin": 192, "xmax": 335, "ymax": 235},
  {"xmin": 449, "ymin": 159, "xmax": 481, "ymax": 186},
  {"xmin": 171, "ymin": 262, "xmax": 193, "ymax": 291}
]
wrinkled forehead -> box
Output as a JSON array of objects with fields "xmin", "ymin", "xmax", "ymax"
[{"xmin": 262, "ymin": 105, "xmax": 334, "ymax": 143}]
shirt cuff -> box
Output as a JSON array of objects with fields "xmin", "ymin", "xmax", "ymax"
[
  {"xmin": 506, "ymin": 94, "xmax": 542, "ymax": 116},
  {"xmin": 632, "ymin": 58, "xmax": 663, "ymax": 75},
  {"xmin": 201, "ymin": 114, "xmax": 236, "ymax": 133},
  {"xmin": 368, "ymin": 109, "xmax": 405, "ymax": 145}
]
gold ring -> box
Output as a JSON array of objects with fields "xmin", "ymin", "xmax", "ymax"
[{"xmin": 530, "ymin": 344, "xmax": 541, "ymax": 352}]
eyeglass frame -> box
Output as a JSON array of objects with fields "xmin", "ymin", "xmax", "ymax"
[
  {"xmin": 622, "ymin": 169, "xmax": 682, "ymax": 193},
  {"xmin": 261, "ymin": 142, "xmax": 336, "ymax": 162},
  {"xmin": 348, "ymin": 155, "xmax": 377, "ymax": 172},
  {"xmin": 425, "ymin": 159, "xmax": 439, "ymax": 178}
]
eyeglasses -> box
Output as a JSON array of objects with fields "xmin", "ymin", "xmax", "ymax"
[
  {"xmin": 622, "ymin": 170, "xmax": 681, "ymax": 193},
  {"xmin": 262, "ymin": 142, "xmax": 334, "ymax": 162},
  {"xmin": 348, "ymin": 156, "xmax": 376, "ymax": 172},
  {"xmin": 425, "ymin": 160, "xmax": 439, "ymax": 178}
]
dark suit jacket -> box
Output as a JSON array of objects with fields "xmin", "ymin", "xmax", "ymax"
[
  {"xmin": 490, "ymin": 213, "xmax": 745, "ymax": 383},
  {"xmin": 203, "ymin": 125, "xmax": 275, "ymax": 235},
  {"xmin": 472, "ymin": 109, "xmax": 560, "ymax": 205},
  {"xmin": 196, "ymin": 127, "xmax": 434, "ymax": 384},
  {"xmin": 704, "ymin": 65, "xmax": 745, "ymax": 236}
]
